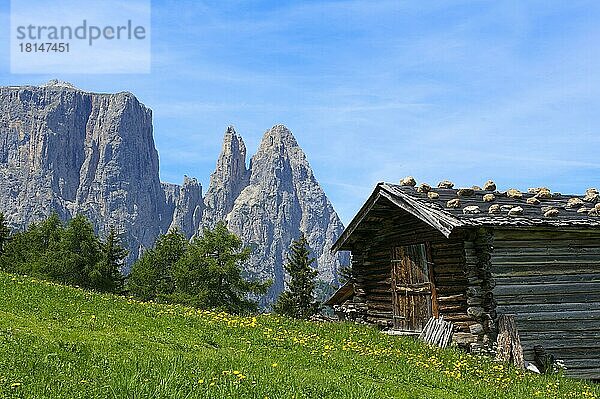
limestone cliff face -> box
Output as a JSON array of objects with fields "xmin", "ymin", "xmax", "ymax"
[
  {"xmin": 213, "ymin": 125, "xmax": 349, "ymax": 302},
  {"xmin": 0, "ymin": 81, "xmax": 203, "ymax": 264},
  {"xmin": 202, "ymin": 126, "xmax": 249, "ymax": 228},
  {"xmin": 0, "ymin": 82, "xmax": 171, "ymax": 261},
  {"xmin": 162, "ymin": 176, "xmax": 203, "ymax": 237}
]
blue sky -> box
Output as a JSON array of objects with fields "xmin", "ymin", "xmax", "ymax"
[{"xmin": 1, "ymin": 1, "xmax": 599, "ymax": 224}]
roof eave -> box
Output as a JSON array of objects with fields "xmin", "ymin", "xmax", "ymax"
[
  {"xmin": 331, "ymin": 183, "xmax": 467, "ymax": 253},
  {"xmin": 331, "ymin": 183, "xmax": 385, "ymax": 252},
  {"xmin": 379, "ymin": 184, "xmax": 466, "ymax": 237}
]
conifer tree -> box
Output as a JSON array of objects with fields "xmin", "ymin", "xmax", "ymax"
[
  {"xmin": 93, "ymin": 228, "xmax": 128, "ymax": 293},
  {"xmin": 127, "ymin": 229, "xmax": 189, "ymax": 301},
  {"xmin": 0, "ymin": 213, "xmax": 9, "ymax": 255},
  {"xmin": 1, "ymin": 213, "xmax": 123, "ymax": 292},
  {"xmin": 172, "ymin": 222, "xmax": 270, "ymax": 313},
  {"xmin": 274, "ymin": 234, "xmax": 320, "ymax": 319},
  {"xmin": 128, "ymin": 223, "xmax": 270, "ymax": 313},
  {"xmin": 59, "ymin": 214, "xmax": 103, "ymax": 287}
]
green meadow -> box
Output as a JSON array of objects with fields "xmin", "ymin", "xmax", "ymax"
[{"xmin": 0, "ymin": 272, "xmax": 597, "ymax": 399}]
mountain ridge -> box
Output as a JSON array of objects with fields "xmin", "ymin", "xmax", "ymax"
[{"xmin": 0, "ymin": 81, "xmax": 347, "ymax": 301}]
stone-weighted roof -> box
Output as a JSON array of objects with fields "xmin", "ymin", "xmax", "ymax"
[{"xmin": 332, "ymin": 178, "xmax": 600, "ymax": 251}]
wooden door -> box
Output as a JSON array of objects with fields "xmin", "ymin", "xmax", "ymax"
[{"xmin": 391, "ymin": 244, "xmax": 436, "ymax": 331}]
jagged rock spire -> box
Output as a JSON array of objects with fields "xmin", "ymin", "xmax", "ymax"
[
  {"xmin": 226, "ymin": 124, "xmax": 348, "ymax": 304},
  {"xmin": 202, "ymin": 126, "xmax": 249, "ymax": 227},
  {"xmin": 257, "ymin": 124, "xmax": 299, "ymax": 148}
]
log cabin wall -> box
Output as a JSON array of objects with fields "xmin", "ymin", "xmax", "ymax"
[
  {"xmin": 429, "ymin": 236, "xmax": 472, "ymax": 334},
  {"xmin": 490, "ymin": 228, "xmax": 600, "ymax": 379},
  {"xmin": 349, "ymin": 198, "xmax": 475, "ymax": 332},
  {"xmin": 334, "ymin": 182, "xmax": 600, "ymax": 378},
  {"xmin": 460, "ymin": 228, "xmax": 497, "ymax": 352}
]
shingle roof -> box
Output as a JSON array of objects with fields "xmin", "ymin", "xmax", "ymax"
[
  {"xmin": 385, "ymin": 182, "xmax": 600, "ymax": 225},
  {"xmin": 332, "ymin": 180, "xmax": 600, "ymax": 252}
]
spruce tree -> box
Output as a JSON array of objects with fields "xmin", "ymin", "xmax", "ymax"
[
  {"xmin": 274, "ymin": 234, "xmax": 320, "ymax": 319},
  {"xmin": 59, "ymin": 214, "xmax": 103, "ymax": 287},
  {"xmin": 93, "ymin": 228, "xmax": 128, "ymax": 293},
  {"xmin": 0, "ymin": 213, "xmax": 9, "ymax": 255},
  {"xmin": 127, "ymin": 229, "xmax": 188, "ymax": 301}
]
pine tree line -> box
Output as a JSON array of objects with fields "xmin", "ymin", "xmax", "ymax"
[
  {"xmin": 1, "ymin": 213, "xmax": 326, "ymax": 318},
  {"xmin": 0, "ymin": 213, "xmax": 127, "ymax": 293}
]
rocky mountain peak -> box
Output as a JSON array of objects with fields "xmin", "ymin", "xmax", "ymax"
[
  {"xmin": 222, "ymin": 125, "xmax": 247, "ymax": 159},
  {"xmin": 226, "ymin": 125, "xmax": 348, "ymax": 304},
  {"xmin": 257, "ymin": 124, "xmax": 299, "ymax": 152},
  {"xmin": 202, "ymin": 126, "xmax": 250, "ymax": 227},
  {"xmin": 40, "ymin": 79, "xmax": 79, "ymax": 90},
  {"xmin": 0, "ymin": 83, "xmax": 348, "ymax": 305},
  {"xmin": 0, "ymin": 84, "xmax": 165, "ymax": 264},
  {"xmin": 249, "ymin": 124, "xmax": 313, "ymax": 188}
]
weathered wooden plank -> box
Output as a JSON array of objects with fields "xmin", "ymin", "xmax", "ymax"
[
  {"xmin": 494, "ymin": 273, "xmax": 600, "ymax": 286},
  {"xmin": 439, "ymin": 314, "xmax": 473, "ymax": 322},
  {"xmin": 366, "ymin": 287, "xmax": 392, "ymax": 294},
  {"xmin": 514, "ymin": 319, "xmax": 600, "ymax": 332},
  {"xmin": 559, "ymin": 359, "xmax": 600, "ymax": 369},
  {"xmin": 419, "ymin": 317, "xmax": 454, "ymax": 348},
  {"xmin": 356, "ymin": 273, "xmax": 390, "ymax": 282},
  {"xmin": 438, "ymin": 304, "xmax": 467, "ymax": 312},
  {"xmin": 523, "ymin": 348, "xmax": 600, "ymax": 360},
  {"xmin": 431, "ymin": 249, "xmax": 465, "ymax": 258},
  {"xmin": 517, "ymin": 330, "xmax": 600, "ymax": 341},
  {"xmin": 512, "ymin": 310, "xmax": 600, "ymax": 321},
  {"xmin": 431, "ymin": 241, "xmax": 464, "ymax": 249},
  {"xmin": 431, "ymin": 260, "xmax": 464, "ymax": 267},
  {"xmin": 365, "ymin": 294, "xmax": 393, "ymax": 302},
  {"xmin": 492, "ymin": 246, "xmax": 600, "ymax": 256},
  {"xmin": 492, "ymin": 264, "xmax": 600, "ymax": 277},
  {"xmin": 365, "ymin": 302, "xmax": 393, "ymax": 311},
  {"xmin": 357, "ymin": 273, "xmax": 389, "ymax": 281},
  {"xmin": 494, "ymin": 229, "xmax": 600, "ymax": 241},
  {"xmin": 493, "ymin": 282, "xmax": 600, "ymax": 296},
  {"xmin": 521, "ymin": 349, "xmax": 600, "ymax": 378},
  {"xmin": 366, "ymin": 310, "xmax": 393, "ymax": 317},
  {"xmin": 496, "ymin": 302, "xmax": 600, "ymax": 314},
  {"xmin": 519, "ymin": 338, "xmax": 600, "ymax": 350},
  {"xmin": 494, "ymin": 292, "xmax": 600, "ymax": 306},
  {"xmin": 491, "ymin": 254, "xmax": 600, "ymax": 264},
  {"xmin": 565, "ymin": 368, "xmax": 600, "ymax": 380},
  {"xmin": 437, "ymin": 294, "xmax": 466, "ymax": 302},
  {"xmin": 432, "ymin": 275, "xmax": 469, "ymax": 285},
  {"xmin": 434, "ymin": 286, "xmax": 466, "ymax": 294}
]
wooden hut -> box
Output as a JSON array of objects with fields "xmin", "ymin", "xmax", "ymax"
[{"xmin": 331, "ymin": 179, "xmax": 600, "ymax": 379}]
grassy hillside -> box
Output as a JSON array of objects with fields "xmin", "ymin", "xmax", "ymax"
[{"xmin": 0, "ymin": 272, "xmax": 597, "ymax": 399}]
